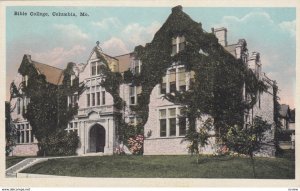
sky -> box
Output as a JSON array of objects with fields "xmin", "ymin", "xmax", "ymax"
[{"xmin": 6, "ymin": 6, "xmax": 296, "ymax": 108}]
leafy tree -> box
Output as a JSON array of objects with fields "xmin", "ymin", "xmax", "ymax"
[
  {"xmin": 5, "ymin": 101, "xmax": 17, "ymax": 156},
  {"xmin": 224, "ymin": 116, "xmax": 271, "ymax": 177},
  {"xmin": 18, "ymin": 60, "xmax": 83, "ymax": 156}
]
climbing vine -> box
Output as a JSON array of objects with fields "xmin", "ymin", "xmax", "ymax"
[{"xmin": 97, "ymin": 5, "xmax": 269, "ymax": 153}]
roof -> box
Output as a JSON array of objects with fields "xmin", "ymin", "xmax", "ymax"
[
  {"xmin": 31, "ymin": 60, "xmax": 64, "ymax": 85},
  {"xmin": 115, "ymin": 53, "xmax": 132, "ymax": 73},
  {"xmin": 279, "ymin": 104, "xmax": 290, "ymax": 118},
  {"xmin": 224, "ymin": 44, "xmax": 237, "ymax": 57}
]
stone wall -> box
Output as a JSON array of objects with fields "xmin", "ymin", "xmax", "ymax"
[{"xmin": 12, "ymin": 144, "xmax": 39, "ymax": 156}]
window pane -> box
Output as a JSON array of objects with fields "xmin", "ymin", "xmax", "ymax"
[
  {"xmin": 91, "ymin": 63, "xmax": 96, "ymax": 76},
  {"xmin": 169, "ymin": 118, "xmax": 176, "ymax": 136},
  {"xmin": 179, "ymin": 43, "xmax": 185, "ymax": 52},
  {"xmin": 26, "ymin": 130, "xmax": 29, "ymax": 143},
  {"xmin": 31, "ymin": 132, "xmax": 34, "ymax": 143},
  {"xmin": 170, "ymin": 82, "xmax": 176, "ymax": 93},
  {"xmin": 169, "ymin": 108, "xmax": 176, "ymax": 117},
  {"xmin": 179, "ymin": 117, "xmax": 186, "ymax": 136},
  {"xmin": 97, "ymin": 92, "xmax": 100, "ymax": 105},
  {"xmin": 92, "ymin": 93, "xmax": 95, "ymax": 106},
  {"xmin": 172, "ymin": 37, "xmax": 177, "ymax": 45},
  {"xmin": 21, "ymin": 131, "xmax": 24, "ymax": 143},
  {"xmin": 172, "ymin": 45, "xmax": 177, "ymax": 55},
  {"xmin": 130, "ymin": 86, "xmax": 135, "ymax": 96},
  {"xmin": 97, "ymin": 62, "xmax": 101, "ymax": 75},
  {"xmin": 130, "ymin": 96, "xmax": 135, "ymax": 105},
  {"xmin": 179, "ymin": 36, "xmax": 185, "ymax": 43},
  {"xmin": 159, "ymin": 109, "xmax": 166, "ymax": 118},
  {"xmin": 161, "ymin": 83, "xmax": 166, "ymax": 94},
  {"xmin": 169, "ymin": 70, "xmax": 176, "ymax": 82},
  {"xmin": 102, "ymin": 91, "xmax": 106, "ymax": 105},
  {"xmin": 160, "ymin": 119, "xmax": 167, "ymax": 137}
]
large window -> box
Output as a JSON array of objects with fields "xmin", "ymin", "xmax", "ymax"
[
  {"xmin": 86, "ymin": 79, "xmax": 106, "ymax": 107},
  {"xmin": 129, "ymin": 85, "xmax": 142, "ymax": 105},
  {"xmin": 159, "ymin": 107, "xmax": 187, "ymax": 137},
  {"xmin": 16, "ymin": 123, "xmax": 34, "ymax": 144}
]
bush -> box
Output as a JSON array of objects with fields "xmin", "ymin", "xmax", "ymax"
[
  {"xmin": 127, "ymin": 134, "xmax": 144, "ymax": 155},
  {"xmin": 38, "ymin": 130, "xmax": 79, "ymax": 156}
]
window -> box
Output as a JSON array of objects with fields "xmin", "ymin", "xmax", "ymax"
[
  {"xmin": 178, "ymin": 68, "xmax": 186, "ymax": 91},
  {"xmin": 22, "ymin": 75, "xmax": 28, "ymax": 86},
  {"xmin": 67, "ymin": 122, "xmax": 79, "ymax": 134},
  {"xmin": 91, "ymin": 93, "xmax": 95, "ymax": 106},
  {"xmin": 97, "ymin": 92, "xmax": 100, "ymax": 105},
  {"xmin": 91, "ymin": 62, "xmax": 96, "ymax": 76},
  {"xmin": 68, "ymin": 94, "xmax": 78, "ymax": 107},
  {"xmin": 91, "ymin": 61, "xmax": 103, "ymax": 76},
  {"xmin": 86, "ymin": 81, "xmax": 106, "ymax": 107},
  {"xmin": 179, "ymin": 108, "xmax": 186, "ymax": 136},
  {"xmin": 171, "ymin": 36, "xmax": 186, "ymax": 55},
  {"xmin": 169, "ymin": 69, "xmax": 176, "ymax": 93},
  {"xmin": 169, "ymin": 108, "xmax": 176, "ymax": 136},
  {"xmin": 129, "ymin": 85, "xmax": 141, "ymax": 105},
  {"xmin": 159, "ymin": 109, "xmax": 167, "ymax": 137},
  {"xmin": 16, "ymin": 123, "xmax": 33, "ymax": 144},
  {"xmin": 132, "ymin": 59, "xmax": 142, "ymax": 75},
  {"xmin": 160, "ymin": 76, "xmax": 167, "ymax": 94},
  {"xmin": 160, "ymin": 67, "xmax": 190, "ymax": 95},
  {"xmin": 17, "ymin": 98, "xmax": 21, "ymax": 114},
  {"xmin": 159, "ymin": 107, "xmax": 187, "ymax": 137},
  {"xmin": 178, "ymin": 36, "xmax": 185, "ymax": 52},
  {"xmin": 102, "ymin": 91, "xmax": 106, "ymax": 105}
]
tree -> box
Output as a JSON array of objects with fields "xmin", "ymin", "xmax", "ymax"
[
  {"xmin": 224, "ymin": 116, "xmax": 271, "ymax": 177},
  {"xmin": 5, "ymin": 101, "xmax": 17, "ymax": 156}
]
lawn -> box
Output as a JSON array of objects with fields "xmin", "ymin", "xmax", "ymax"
[
  {"xmin": 21, "ymin": 152, "xmax": 295, "ymax": 178},
  {"xmin": 6, "ymin": 156, "xmax": 29, "ymax": 169}
]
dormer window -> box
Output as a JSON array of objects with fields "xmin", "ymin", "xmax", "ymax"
[
  {"xmin": 91, "ymin": 61, "xmax": 103, "ymax": 76},
  {"xmin": 171, "ymin": 36, "xmax": 186, "ymax": 55}
]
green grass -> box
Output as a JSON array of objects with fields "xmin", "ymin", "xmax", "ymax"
[
  {"xmin": 21, "ymin": 152, "xmax": 295, "ymax": 178},
  {"xmin": 6, "ymin": 156, "xmax": 29, "ymax": 169}
]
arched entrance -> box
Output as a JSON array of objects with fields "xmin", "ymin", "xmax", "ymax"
[{"xmin": 89, "ymin": 124, "xmax": 105, "ymax": 152}]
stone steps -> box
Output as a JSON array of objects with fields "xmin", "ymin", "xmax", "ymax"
[{"xmin": 6, "ymin": 158, "xmax": 48, "ymax": 177}]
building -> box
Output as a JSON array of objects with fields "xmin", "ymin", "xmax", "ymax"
[{"xmin": 9, "ymin": 6, "xmax": 277, "ymax": 157}]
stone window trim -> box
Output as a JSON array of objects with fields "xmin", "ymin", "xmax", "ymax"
[
  {"xmin": 158, "ymin": 106, "xmax": 187, "ymax": 138},
  {"xmin": 158, "ymin": 65, "xmax": 194, "ymax": 96},
  {"xmin": 15, "ymin": 122, "xmax": 35, "ymax": 145}
]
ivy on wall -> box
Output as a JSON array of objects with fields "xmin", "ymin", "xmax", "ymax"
[{"xmin": 98, "ymin": 5, "xmax": 270, "ymax": 152}]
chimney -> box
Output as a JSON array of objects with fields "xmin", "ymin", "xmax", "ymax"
[
  {"xmin": 214, "ymin": 27, "xmax": 228, "ymax": 47},
  {"xmin": 172, "ymin": 5, "xmax": 183, "ymax": 13}
]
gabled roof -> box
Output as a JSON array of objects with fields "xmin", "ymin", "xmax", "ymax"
[
  {"xmin": 32, "ymin": 61, "xmax": 64, "ymax": 85},
  {"xmin": 115, "ymin": 53, "xmax": 132, "ymax": 73},
  {"xmin": 21, "ymin": 54, "xmax": 64, "ymax": 85}
]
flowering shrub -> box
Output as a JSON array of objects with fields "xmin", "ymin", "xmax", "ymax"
[
  {"xmin": 128, "ymin": 134, "xmax": 144, "ymax": 155},
  {"xmin": 216, "ymin": 144, "xmax": 230, "ymax": 156},
  {"xmin": 114, "ymin": 145, "xmax": 125, "ymax": 155}
]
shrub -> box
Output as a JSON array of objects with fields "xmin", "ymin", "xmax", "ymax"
[{"xmin": 127, "ymin": 134, "xmax": 144, "ymax": 155}]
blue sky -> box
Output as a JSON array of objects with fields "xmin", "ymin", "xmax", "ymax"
[{"xmin": 6, "ymin": 6, "xmax": 296, "ymax": 108}]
